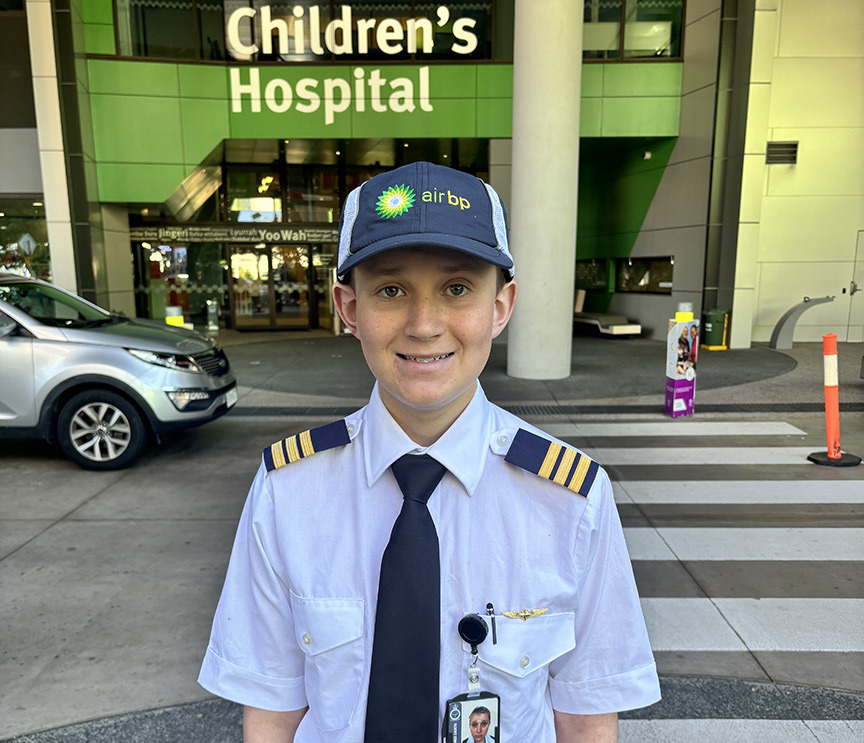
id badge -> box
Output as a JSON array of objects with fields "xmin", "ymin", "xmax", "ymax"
[
  {"xmin": 443, "ymin": 612, "xmax": 501, "ymax": 742},
  {"xmin": 443, "ymin": 691, "xmax": 500, "ymax": 743}
]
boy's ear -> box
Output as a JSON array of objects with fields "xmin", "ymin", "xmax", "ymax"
[
  {"xmin": 491, "ymin": 279, "xmax": 517, "ymax": 339},
  {"xmin": 332, "ymin": 281, "xmax": 358, "ymax": 335}
]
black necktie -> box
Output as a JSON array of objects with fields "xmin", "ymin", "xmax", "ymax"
[{"xmin": 365, "ymin": 454, "xmax": 447, "ymax": 741}]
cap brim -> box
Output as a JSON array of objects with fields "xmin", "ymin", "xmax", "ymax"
[{"xmin": 337, "ymin": 233, "xmax": 514, "ymax": 280}]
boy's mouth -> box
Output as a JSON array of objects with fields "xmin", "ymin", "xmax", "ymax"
[{"xmin": 397, "ymin": 353, "xmax": 454, "ymax": 363}]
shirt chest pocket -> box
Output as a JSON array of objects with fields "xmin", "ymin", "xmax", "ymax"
[
  {"xmin": 289, "ymin": 592, "xmax": 365, "ymax": 732},
  {"xmin": 466, "ymin": 611, "xmax": 575, "ymax": 731},
  {"xmin": 477, "ymin": 612, "xmax": 576, "ymax": 678}
]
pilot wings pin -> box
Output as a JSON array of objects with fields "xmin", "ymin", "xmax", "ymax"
[{"xmin": 501, "ymin": 608, "xmax": 549, "ymax": 621}]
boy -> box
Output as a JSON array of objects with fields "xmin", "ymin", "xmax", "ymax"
[{"xmin": 199, "ymin": 162, "xmax": 659, "ymax": 742}]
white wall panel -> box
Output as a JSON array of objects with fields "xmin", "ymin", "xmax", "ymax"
[
  {"xmin": 24, "ymin": 0, "xmax": 57, "ymax": 78},
  {"xmin": 755, "ymin": 261, "xmax": 853, "ymax": 328},
  {"xmin": 778, "ymin": 0, "xmax": 864, "ymax": 58},
  {"xmin": 758, "ymin": 196, "xmax": 864, "ymax": 262},
  {"xmin": 729, "ymin": 287, "xmax": 754, "ymax": 348},
  {"xmin": 767, "ymin": 128, "xmax": 864, "ymax": 196},
  {"xmin": 738, "ymin": 154, "xmax": 767, "ymax": 223},
  {"xmin": 734, "ymin": 222, "xmax": 760, "ymax": 287},
  {"xmin": 743, "ymin": 83, "xmax": 770, "ymax": 155},
  {"xmin": 750, "ymin": 9, "xmax": 779, "ymax": 83},
  {"xmin": 769, "ymin": 58, "xmax": 864, "ymax": 128}
]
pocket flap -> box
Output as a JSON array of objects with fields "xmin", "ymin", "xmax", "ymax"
[
  {"xmin": 289, "ymin": 593, "xmax": 364, "ymax": 657},
  {"xmin": 473, "ymin": 612, "xmax": 575, "ymax": 679}
]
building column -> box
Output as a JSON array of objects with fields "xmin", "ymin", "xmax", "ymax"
[
  {"xmin": 506, "ymin": 0, "xmax": 583, "ymax": 379},
  {"xmin": 25, "ymin": 0, "xmax": 75, "ymax": 292}
]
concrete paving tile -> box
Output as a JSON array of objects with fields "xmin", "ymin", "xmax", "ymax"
[
  {"xmin": 632, "ymin": 560, "xmax": 708, "ymax": 598},
  {"xmin": 804, "ymin": 720, "xmax": 864, "ymax": 742},
  {"xmin": 0, "ymin": 447, "xmax": 127, "ymax": 520},
  {"xmin": 684, "ymin": 560, "xmax": 864, "ymax": 598},
  {"xmin": 0, "ymin": 519, "xmax": 52, "ymax": 558},
  {"xmin": 714, "ymin": 599, "xmax": 864, "ymax": 651},
  {"xmin": 70, "ymin": 419, "xmax": 318, "ymax": 521},
  {"xmin": 756, "ymin": 652, "xmax": 864, "ymax": 693},
  {"xmin": 0, "ymin": 520, "xmax": 236, "ymax": 738},
  {"xmin": 654, "ymin": 528, "xmax": 864, "ymax": 561},
  {"xmin": 619, "ymin": 481, "xmax": 864, "ymax": 504},
  {"xmin": 587, "ymin": 446, "xmax": 826, "ymax": 465},
  {"xmin": 619, "ymin": 719, "xmax": 823, "ymax": 741},
  {"xmin": 653, "ymin": 650, "xmax": 769, "ymax": 681},
  {"xmin": 640, "ymin": 598, "xmax": 748, "ymax": 651}
]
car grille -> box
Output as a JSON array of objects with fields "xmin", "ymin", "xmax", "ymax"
[{"xmin": 192, "ymin": 348, "xmax": 230, "ymax": 377}]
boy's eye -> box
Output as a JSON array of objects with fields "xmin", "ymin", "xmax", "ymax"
[
  {"xmin": 446, "ymin": 284, "xmax": 468, "ymax": 297},
  {"xmin": 379, "ymin": 286, "xmax": 404, "ymax": 298}
]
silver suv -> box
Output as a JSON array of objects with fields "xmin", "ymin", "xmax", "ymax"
[{"xmin": 0, "ymin": 272, "xmax": 237, "ymax": 470}]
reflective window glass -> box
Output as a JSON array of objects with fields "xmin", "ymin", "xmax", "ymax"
[
  {"xmin": 227, "ymin": 171, "xmax": 282, "ymax": 222},
  {"xmin": 0, "ymin": 200, "xmax": 50, "ymax": 280},
  {"xmin": 116, "ymin": 0, "xmax": 196, "ymax": 58}
]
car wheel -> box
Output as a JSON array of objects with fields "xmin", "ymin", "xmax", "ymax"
[{"xmin": 57, "ymin": 390, "xmax": 148, "ymax": 470}]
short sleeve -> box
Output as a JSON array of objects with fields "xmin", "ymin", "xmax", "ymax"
[
  {"xmin": 198, "ymin": 462, "xmax": 308, "ymax": 711},
  {"xmin": 548, "ymin": 468, "xmax": 660, "ymax": 715}
]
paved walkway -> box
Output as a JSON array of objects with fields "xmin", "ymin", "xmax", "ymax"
[{"xmin": 1, "ymin": 334, "xmax": 863, "ymax": 742}]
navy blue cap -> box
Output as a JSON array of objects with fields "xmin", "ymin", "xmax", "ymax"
[{"xmin": 336, "ymin": 161, "xmax": 514, "ymax": 282}]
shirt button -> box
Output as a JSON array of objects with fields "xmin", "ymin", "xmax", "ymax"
[
  {"xmin": 520, "ymin": 655, "xmax": 530, "ymax": 669},
  {"xmin": 301, "ymin": 633, "xmax": 312, "ymax": 646},
  {"xmin": 497, "ymin": 434, "xmax": 509, "ymax": 446},
  {"xmin": 347, "ymin": 424, "xmax": 355, "ymax": 436}
]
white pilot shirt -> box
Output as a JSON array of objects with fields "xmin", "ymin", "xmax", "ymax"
[{"xmin": 199, "ymin": 383, "xmax": 660, "ymax": 741}]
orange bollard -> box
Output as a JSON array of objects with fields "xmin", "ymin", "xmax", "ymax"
[{"xmin": 808, "ymin": 334, "xmax": 861, "ymax": 467}]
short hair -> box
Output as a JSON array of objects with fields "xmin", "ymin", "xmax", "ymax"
[{"xmin": 469, "ymin": 706, "xmax": 491, "ymax": 721}]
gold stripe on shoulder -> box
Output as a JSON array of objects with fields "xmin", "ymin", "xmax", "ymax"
[
  {"xmin": 263, "ymin": 420, "xmax": 353, "ymax": 472},
  {"xmin": 299, "ymin": 429, "xmax": 314, "ymax": 458},
  {"xmin": 538, "ymin": 442, "xmax": 561, "ymax": 479}
]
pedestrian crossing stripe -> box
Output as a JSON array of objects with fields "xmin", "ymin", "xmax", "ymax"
[
  {"xmin": 505, "ymin": 428, "xmax": 599, "ymax": 497},
  {"xmin": 263, "ymin": 420, "xmax": 351, "ymax": 472}
]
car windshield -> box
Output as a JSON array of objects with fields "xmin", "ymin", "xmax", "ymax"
[{"xmin": 0, "ymin": 282, "xmax": 112, "ymax": 328}]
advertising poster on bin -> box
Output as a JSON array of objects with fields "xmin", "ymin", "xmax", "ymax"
[{"xmin": 665, "ymin": 318, "xmax": 699, "ymax": 417}]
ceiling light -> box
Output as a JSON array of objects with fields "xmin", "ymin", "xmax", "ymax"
[{"xmin": 33, "ymin": 201, "xmax": 43, "ymax": 207}]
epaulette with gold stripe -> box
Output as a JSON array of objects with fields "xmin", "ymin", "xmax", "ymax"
[
  {"xmin": 504, "ymin": 428, "xmax": 598, "ymax": 497},
  {"xmin": 263, "ymin": 420, "xmax": 351, "ymax": 472}
]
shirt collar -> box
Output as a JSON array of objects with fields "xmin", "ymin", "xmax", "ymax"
[{"xmin": 363, "ymin": 382, "xmax": 492, "ymax": 496}]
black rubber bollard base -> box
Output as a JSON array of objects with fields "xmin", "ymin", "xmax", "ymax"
[{"xmin": 807, "ymin": 451, "xmax": 862, "ymax": 467}]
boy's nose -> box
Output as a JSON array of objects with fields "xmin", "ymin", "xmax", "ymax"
[{"xmin": 404, "ymin": 295, "xmax": 444, "ymax": 339}]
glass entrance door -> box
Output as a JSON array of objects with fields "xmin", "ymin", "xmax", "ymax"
[
  {"xmin": 228, "ymin": 244, "xmax": 339, "ymax": 330},
  {"xmin": 272, "ymin": 245, "xmax": 311, "ymax": 328},
  {"xmin": 229, "ymin": 245, "xmax": 312, "ymax": 329}
]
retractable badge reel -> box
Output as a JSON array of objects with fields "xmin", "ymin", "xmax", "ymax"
[
  {"xmin": 443, "ymin": 612, "xmax": 502, "ymax": 743},
  {"xmin": 458, "ymin": 613, "xmax": 488, "ymax": 692}
]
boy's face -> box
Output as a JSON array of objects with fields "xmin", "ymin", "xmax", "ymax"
[{"xmin": 333, "ymin": 247, "xmax": 516, "ymax": 433}]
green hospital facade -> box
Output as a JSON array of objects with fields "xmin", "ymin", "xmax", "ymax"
[{"xmin": 2, "ymin": 1, "xmax": 862, "ymax": 358}]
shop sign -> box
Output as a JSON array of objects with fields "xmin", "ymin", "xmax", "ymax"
[{"xmin": 130, "ymin": 224, "xmax": 339, "ymax": 244}]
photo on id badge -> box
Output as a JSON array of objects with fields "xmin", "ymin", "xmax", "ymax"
[{"xmin": 443, "ymin": 692, "xmax": 500, "ymax": 743}]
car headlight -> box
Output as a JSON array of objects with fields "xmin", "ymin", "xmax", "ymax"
[{"xmin": 127, "ymin": 348, "xmax": 203, "ymax": 373}]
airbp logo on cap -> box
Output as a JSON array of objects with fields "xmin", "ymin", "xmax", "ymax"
[{"xmin": 376, "ymin": 184, "xmax": 416, "ymax": 219}]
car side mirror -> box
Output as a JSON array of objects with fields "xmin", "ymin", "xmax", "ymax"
[{"xmin": 0, "ymin": 319, "xmax": 17, "ymax": 338}]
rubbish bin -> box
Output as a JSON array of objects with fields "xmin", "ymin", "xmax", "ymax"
[{"xmin": 702, "ymin": 308, "xmax": 728, "ymax": 350}]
